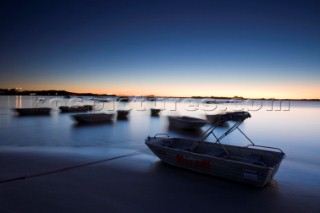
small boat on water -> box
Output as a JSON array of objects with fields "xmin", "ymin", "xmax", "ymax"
[
  {"xmin": 206, "ymin": 111, "xmax": 251, "ymax": 125},
  {"xmin": 13, "ymin": 107, "xmax": 51, "ymax": 115},
  {"xmin": 37, "ymin": 98, "xmax": 47, "ymax": 103},
  {"xmin": 168, "ymin": 116, "xmax": 207, "ymax": 130},
  {"xmin": 146, "ymin": 117, "xmax": 285, "ymax": 187},
  {"xmin": 206, "ymin": 113, "xmax": 226, "ymax": 126},
  {"xmin": 98, "ymin": 99, "xmax": 113, "ymax": 103},
  {"xmin": 117, "ymin": 109, "xmax": 130, "ymax": 119},
  {"xmin": 72, "ymin": 113, "xmax": 114, "ymax": 123},
  {"xmin": 150, "ymin": 108, "xmax": 162, "ymax": 116},
  {"xmin": 59, "ymin": 105, "xmax": 93, "ymax": 113},
  {"xmin": 117, "ymin": 97, "xmax": 130, "ymax": 102}
]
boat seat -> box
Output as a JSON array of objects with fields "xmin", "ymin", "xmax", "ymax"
[
  {"xmin": 163, "ymin": 140, "xmax": 190, "ymax": 150},
  {"xmin": 163, "ymin": 139, "xmax": 174, "ymax": 148},
  {"xmin": 196, "ymin": 149, "xmax": 226, "ymax": 158},
  {"xmin": 206, "ymin": 150, "xmax": 226, "ymax": 158},
  {"xmin": 229, "ymin": 154, "xmax": 265, "ymax": 166},
  {"xmin": 244, "ymin": 155, "xmax": 263, "ymax": 165}
]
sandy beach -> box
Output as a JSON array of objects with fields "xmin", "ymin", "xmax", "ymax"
[{"xmin": 1, "ymin": 147, "xmax": 319, "ymax": 213}]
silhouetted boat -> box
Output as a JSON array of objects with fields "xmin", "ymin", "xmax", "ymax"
[
  {"xmin": 72, "ymin": 113, "xmax": 114, "ymax": 123},
  {"xmin": 117, "ymin": 109, "xmax": 130, "ymax": 119},
  {"xmin": 205, "ymin": 113, "xmax": 227, "ymax": 126},
  {"xmin": 59, "ymin": 105, "xmax": 93, "ymax": 113},
  {"xmin": 227, "ymin": 111, "xmax": 251, "ymax": 121},
  {"xmin": 145, "ymin": 118, "xmax": 285, "ymax": 187},
  {"xmin": 168, "ymin": 116, "xmax": 207, "ymax": 130},
  {"xmin": 204, "ymin": 99, "xmax": 244, "ymax": 104},
  {"xmin": 206, "ymin": 111, "xmax": 251, "ymax": 125},
  {"xmin": 37, "ymin": 98, "xmax": 47, "ymax": 103},
  {"xmin": 150, "ymin": 108, "xmax": 161, "ymax": 116},
  {"xmin": 204, "ymin": 99, "xmax": 218, "ymax": 104},
  {"xmin": 13, "ymin": 107, "xmax": 51, "ymax": 115},
  {"xmin": 147, "ymin": 97, "xmax": 156, "ymax": 101},
  {"xmin": 117, "ymin": 97, "xmax": 130, "ymax": 102},
  {"xmin": 99, "ymin": 99, "xmax": 113, "ymax": 103}
]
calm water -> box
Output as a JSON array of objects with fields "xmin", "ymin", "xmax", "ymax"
[{"xmin": 1, "ymin": 96, "xmax": 320, "ymax": 196}]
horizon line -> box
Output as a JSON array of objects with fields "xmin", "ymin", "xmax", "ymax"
[{"xmin": 1, "ymin": 88, "xmax": 319, "ymax": 101}]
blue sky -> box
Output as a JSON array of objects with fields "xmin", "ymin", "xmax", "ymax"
[{"xmin": 0, "ymin": 0, "xmax": 319, "ymax": 98}]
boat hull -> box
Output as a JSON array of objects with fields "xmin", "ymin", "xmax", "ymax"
[
  {"xmin": 150, "ymin": 108, "xmax": 161, "ymax": 116},
  {"xmin": 145, "ymin": 137, "xmax": 284, "ymax": 187},
  {"xmin": 205, "ymin": 114, "xmax": 227, "ymax": 125},
  {"xmin": 59, "ymin": 105, "xmax": 93, "ymax": 113},
  {"xmin": 117, "ymin": 110, "xmax": 130, "ymax": 119},
  {"xmin": 168, "ymin": 116, "xmax": 207, "ymax": 130},
  {"xmin": 206, "ymin": 111, "xmax": 251, "ymax": 125},
  {"xmin": 13, "ymin": 107, "xmax": 51, "ymax": 115},
  {"xmin": 72, "ymin": 113, "xmax": 114, "ymax": 123}
]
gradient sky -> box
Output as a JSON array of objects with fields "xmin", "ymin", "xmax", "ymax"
[{"xmin": 0, "ymin": 0, "xmax": 320, "ymax": 98}]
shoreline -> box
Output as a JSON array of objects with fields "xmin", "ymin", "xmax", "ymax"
[
  {"xmin": 1, "ymin": 89, "xmax": 319, "ymax": 101},
  {"xmin": 1, "ymin": 147, "xmax": 319, "ymax": 212}
]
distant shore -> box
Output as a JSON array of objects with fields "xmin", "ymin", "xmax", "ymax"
[{"xmin": 0, "ymin": 88, "xmax": 319, "ymax": 101}]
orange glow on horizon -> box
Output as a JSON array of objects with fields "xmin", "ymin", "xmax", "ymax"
[
  {"xmin": 96, "ymin": 83, "xmax": 319, "ymax": 99},
  {"xmin": 16, "ymin": 81, "xmax": 320, "ymax": 99}
]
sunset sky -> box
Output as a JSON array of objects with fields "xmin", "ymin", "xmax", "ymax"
[{"xmin": 0, "ymin": 0, "xmax": 319, "ymax": 99}]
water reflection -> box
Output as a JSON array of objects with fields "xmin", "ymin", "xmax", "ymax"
[
  {"xmin": 15, "ymin": 95, "xmax": 22, "ymax": 108},
  {"xmin": 117, "ymin": 116, "xmax": 129, "ymax": 121},
  {"xmin": 150, "ymin": 113, "xmax": 160, "ymax": 117},
  {"xmin": 1, "ymin": 96, "xmax": 320, "ymax": 195},
  {"xmin": 72, "ymin": 120, "xmax": 114, "ymax": 128},
  {"xmin": 13, "ymin": 113, "xmax": 51, "ymax": 117}
]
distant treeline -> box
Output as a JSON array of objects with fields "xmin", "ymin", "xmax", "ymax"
[
  {"xmin": 0, "ymin": 89, "xmax": 73, "ymax": 96},
  {"xmin": 0, "ymin": 88, "xmax": 104, "ymax": 97},
  {"xmin": 191, "ymin": 96, "xmax": 245, "ymax": 100},
  {"xmin": 0, "ymin": 88, "xmax": 319, "ymax": 101}
]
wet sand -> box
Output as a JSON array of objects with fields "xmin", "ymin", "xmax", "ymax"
[{"xmin": 1, "ymin": 147, "xmax": 319, "ymax": 213}]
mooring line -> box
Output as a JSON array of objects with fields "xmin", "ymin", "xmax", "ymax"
[{"xmin": 0, "ymin": 149, "xmax": 147, "ymax": 184}]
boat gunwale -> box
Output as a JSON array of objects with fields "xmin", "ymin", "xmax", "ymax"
[
  {"xmin": 168, "ymin": 116, "xmax": 207, "ymax": 123},
  {"xmin": 72, "ymin": 112, "xmax": 115, "ymax": 123}
]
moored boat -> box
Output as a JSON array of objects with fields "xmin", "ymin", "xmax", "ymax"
[
  {"xmin": 72, "ymin": 113, "xmax": 114, "ymax": 123},
  {"xmin": 150, "ymin": 108, "xmax": 162, "ymax": 116},
  {"xmin": 168, "ymin": 116, "xmax": 207, "ymax": 130},
  {"xmin": 117, "ymin": 97, "xmax": 130, "ymax": 102},
  {"xmin": 13, "ymin": 107, "xmax": 51, "ymax": 115},
  {"xmin": 59, "ymin": 105, "xmax": 93, "ymax": 113},
  {"xmin": 117, "ymin": 109, "xmax": 130, "ymax": 119},
  {"xmin": 206, "ymin": 111, "xmax": 251, "ymax": 125},
  {"xmin": 205, "ymin": 113, "xmax": 228, "ymax": 126},
  {"xmin": 145, "ymin": 118, "xmax": 285, "ymax": 187}
]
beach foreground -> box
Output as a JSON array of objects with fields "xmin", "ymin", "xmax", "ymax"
[{"xmin": 1, "ymin": 147, "xmax": 319, "ymax": 213}]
